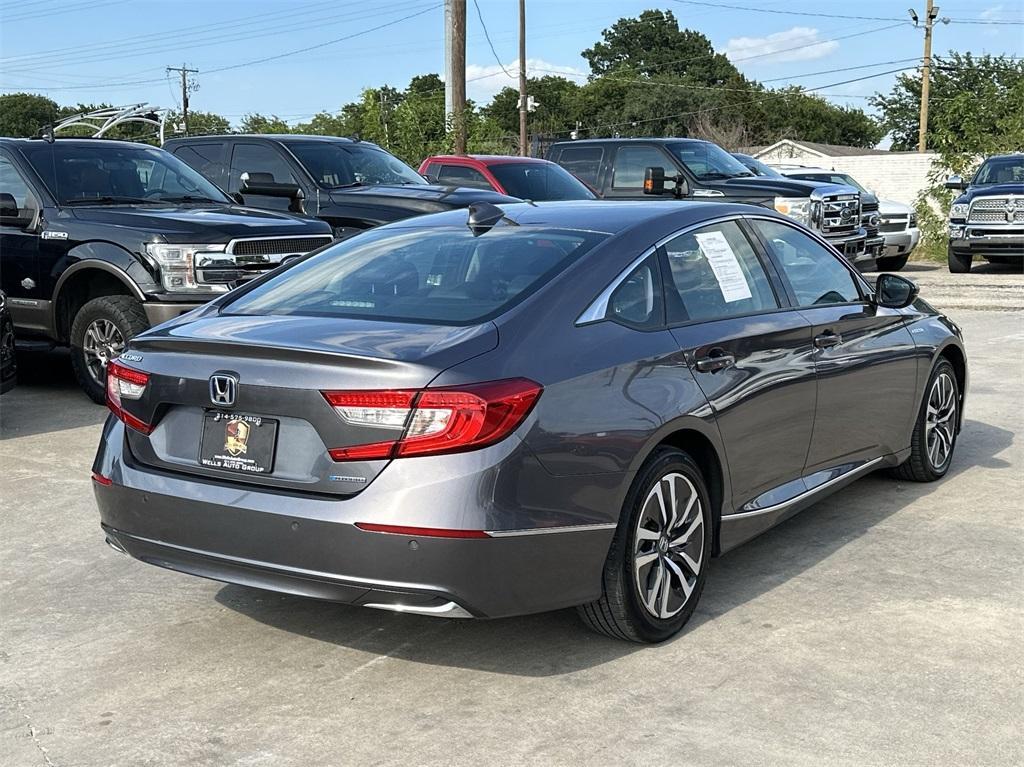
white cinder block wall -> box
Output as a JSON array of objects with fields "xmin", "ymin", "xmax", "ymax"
[{"xmin": 755, "ymin": 145, "xmax": 940, "ymax": 205}]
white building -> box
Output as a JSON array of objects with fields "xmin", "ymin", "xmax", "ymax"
[{"xmin": 751, "ymin": 139, "xmax": 940, "ymax": 206}]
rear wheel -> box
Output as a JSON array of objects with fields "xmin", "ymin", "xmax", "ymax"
[
  {"xmin": 70, "ymin": 295, "xmax": 150, "ymax": 404},
  {"xmin": 876, "ymin": 253, "xmax": 909, "ymax": 272},
  {"xmin": 577, "ymin": 447, "xmax": 712, "ymax": 643},
  {"xmin": 893, "ymin": 359, "xmax": 959, "ymax": 482},
  {"xmin": 947, "ymin": 246, "xmax": 972, "ymax": 273}
]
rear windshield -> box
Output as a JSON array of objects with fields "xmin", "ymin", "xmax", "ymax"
[
  {"xmin": 489, "ymin": 163, "xmax": 595, "ymax": 201},
  {"xmin": 223, "ymin": 225, "xmax": 607, "ymax": 325}
]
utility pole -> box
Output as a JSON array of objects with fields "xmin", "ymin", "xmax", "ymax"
[
  {"xmin": 518, "ymin": 0, "xmax": 527, "ymax": 156},
  {"xmin": 444, "ymin": 0, "xmax": 467, "ymax": 154},
  {"xmin": 167, "ymin": 64, "xmax": 198, "ymax": 136},
  {"xmin": 911, "ymin": 2, "xmax": 948, "ymax": 152}
]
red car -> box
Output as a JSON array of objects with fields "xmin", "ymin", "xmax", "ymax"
[{"xmin": 419, "ymin": 155, "xmax": 595, "ymax": 201}]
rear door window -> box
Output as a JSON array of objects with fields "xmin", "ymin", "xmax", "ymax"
[
  {"xmin": 0, "ymin": 154, "xmax": 33, "ymax": 212},
  {"xmin": 661, "ymin": 220, "xmax": 779, "ymax": 323},
  {"xmin": 224, "ymin": 226, "xmax": 608, "ymax": 325},
  {"xmin": 172, "ymin": 143, "xmax": 227, "ymax": 188},
  {"xmin": 551, "ymin": 146, "xmax": 604, "ymax": 188}
]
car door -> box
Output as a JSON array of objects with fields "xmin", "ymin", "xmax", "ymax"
[
  {"xmin": 548, "ymin": 145, "xmax": 605, "ymax": 191},
  {"xmin": 662, "ymin": 218, "xmax": 817, "ymax": 512},
  {"xmin": 604, "ymin": 144, "xmax": 677, "ymax": 200},
  {"xmin": 170, "ymin": 141, "xmax": 228, "ymax": 189},
  {"xmin": 750, "ymin": 217, "xmax": 919, "ymax": 473},
  {"xmin": 0, "ymin": 152, "xmax": 41, "ymax": 305},
  {"xmin": 228, "ymin": 141, "xmax": 303, "ymax": 211}
]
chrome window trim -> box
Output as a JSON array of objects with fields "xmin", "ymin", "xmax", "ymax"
[{"xmin": 575, "ymin": 213, "xmax": 869, "ymax": 327}]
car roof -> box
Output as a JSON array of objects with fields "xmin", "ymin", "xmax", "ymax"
[
  {"xmin": 425, "ymin": 154, "xmax": 554, "ymax": 166},
  {"xmin": 379, "ymin": 199, "xmax": 768, "ymax": 236},
  {"xmin": 165, "ymin": 134, "xmax": 381, "ymax": 148},
  {"xmin": 549, "ymin": 137, "xmax": 712, "ymax": 146},
  {"xmin": 0, "ymin": 137, "xmax": 162, "ymax": 150}
]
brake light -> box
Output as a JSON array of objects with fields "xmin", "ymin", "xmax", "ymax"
[
  {"xmin": 106, "ymin": 360, "xmax": 153, "ymax": 435},
  {"xmin": 322, "ymin": 378, "xmax": 542, "ymax": 461}
]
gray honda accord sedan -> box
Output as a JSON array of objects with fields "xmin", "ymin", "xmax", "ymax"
[{"xmin": 93, "ymin": 200, "xmax": 967, "ymax": 642}]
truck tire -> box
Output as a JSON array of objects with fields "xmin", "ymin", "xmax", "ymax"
[
  {"xmin": 876, "ymin": 254, "xmax": 909, "ymax": 272},
  {"xmin": 70, "ymin": 295, "xmax": 150, "ymax": 404},
  {"xmin": 947, "ymin": 246, "xmax": 972, "ymax": 273}
]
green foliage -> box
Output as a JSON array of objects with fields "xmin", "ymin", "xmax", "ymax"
[
  {"xmin": 238, "ymin": 113, "xmax": 292, "ymax": 134},
  {"xmin": 0, "ymin": 93, "xmax": 62, "ymax": 137},
  {"xmin": 171, "ymin": 110, "xmax": 230, "ymax": 137},
  {"xmin": 872, "ymin": 53, "xmax": 1024, "ymax": 252}
]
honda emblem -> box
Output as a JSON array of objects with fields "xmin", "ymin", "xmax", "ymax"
[{"xmin": 209, "ymin": 374, "xmax": 238, "ymax": 407}]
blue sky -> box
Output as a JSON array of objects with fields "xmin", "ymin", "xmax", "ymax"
[{"xmin": 1, "ymin": 0, "xmax": 1021, "ymax": 128}]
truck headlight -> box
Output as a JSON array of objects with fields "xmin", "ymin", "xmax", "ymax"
[
  {"xmin": 145, "ymin": 243, "xmax": 230, "ymax": 293},
  {"xmin": 774, "ymin": 197, "xmax": 812, "ymax": 226},
  {"xmin": 909, "ymin": 211, "xmax": 917, "ymax": 227},
  {"xmin": 949, "ymin": 203, "xmax": 969, "ymax": 220}
]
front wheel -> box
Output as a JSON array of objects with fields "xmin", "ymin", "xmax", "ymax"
[
  {"xmin": 70, "ymin": 295, "xmax": 150, "ymax": 404},
  {"xmin": 948, "ymin": 247, "xmax": 972, "ymax": 273},
  {"xmin": 577, "ymin": 447, "xmax": 712, "ymax": 643},
  {"xmin": 893, "ymin": 359, "xmax": 960, "ymax": 482}
]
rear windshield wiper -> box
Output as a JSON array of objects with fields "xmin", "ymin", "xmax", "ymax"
[{"xmin": 64, "ymin": 196, "xmax": 155, "ymax": 206}]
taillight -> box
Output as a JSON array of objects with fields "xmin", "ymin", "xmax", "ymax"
[
  {"xmin": 106, "ymin": 360, "xmax": 153, "ymax": 435},
  {"xmin": 322, "ymin": 378, "xmax": 542, "ymax": 461}
]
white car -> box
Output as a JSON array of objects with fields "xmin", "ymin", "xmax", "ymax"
[{"xmin": 770, "ymin": 165, "xmax": 920, "ymax": 271}]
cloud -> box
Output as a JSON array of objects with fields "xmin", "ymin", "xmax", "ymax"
[
  {"xmin": 723, "ymin": 26, "xmax": 839, "ymax": 64},
  {"xmin": 980, "ymin": 5, "xmax": 1004, "ymax": 20},
  {"xmin": 464, "ymin": 58, "xmax": 585, "ymax": 102}
]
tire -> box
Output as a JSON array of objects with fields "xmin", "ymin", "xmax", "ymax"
[
  {"xmin": 892, "ymin": 359, "xmax": 959, "ymax": 482},
  {"xmin": 947, "ymin": 247, "xmax": 972, "ymax": 273},
  {"xmin": 876, "ymin": 254, "xmax": 909, "ymax": 272},
  {"xmin": 70, "ymin": 295, "xmax": 150, "ymax": 404},
  {"xmin": 577, "ymin": 447, "xmax": 713, "ymax": 643}
]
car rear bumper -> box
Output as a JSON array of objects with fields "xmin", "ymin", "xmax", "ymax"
[{"xmin": 92, "ymin": 420, "xmax": 620, "ymax": 619}]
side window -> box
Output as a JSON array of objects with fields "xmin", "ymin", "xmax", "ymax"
[
  {"xmin": 173, "ymin": 144, "xmax": 226, "ymax": 187},
  {"xmin": 607, "ymin": 255, "xmax": 663, "ymax": 330},
  {"xmin": 554, "ymin": 146, "xmax": 603, "ymax": 187},
  {"xmin": 661, "ymin": 220, "xmax": 779, "ymax": 323},
  {"xmin": 0, "ymin": 155, "xmax": 33, "ymax": 214},
  {"xmin": 229, "ymin": 143, "xmax": 297, "ymax": 194},
  {"xmin": 612, "ymin": 145, "xmax": 671, "ymax": 188},
  {"xmin": 436, "ymin": 164, "xmax": 493, "ymax": 190},
  {"xmin": 753, "ymin": 219, "xmax": 861, "ymax": 306}
]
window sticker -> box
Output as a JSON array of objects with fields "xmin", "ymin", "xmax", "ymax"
[{"xmin": 694, "ymin": 231, "xmax": 753, "ymax": 302}]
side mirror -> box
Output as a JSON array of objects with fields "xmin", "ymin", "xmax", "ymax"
[
  {"xmin": 0, "ymin": 193, "xmax": 35, "ymax": 229},
  {"xmin": 944, "ymin": 175, "xmax": 966, "ymax": 191},
  {"xmin": 240, "ymin": 171, "xmax": 303, "ymax": 200},
  {"xmin": 874, "ymin": 273, "xmax": 919, "ymax": 309},
  {"xmin": 643, "ymin": 166, "xmax": 665, "ymax": 195}
]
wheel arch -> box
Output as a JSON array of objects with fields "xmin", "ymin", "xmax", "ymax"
[
  {"xmin": 53, "ymin": 261, "xmax": 144, "ymax": 343},
  {"xmin": 936, "ymin": 341, "xmax": 967, "ymax": 432}
]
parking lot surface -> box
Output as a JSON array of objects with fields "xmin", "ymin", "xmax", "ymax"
[{"xmin": 1, "ymin": 263, "xmax": 1021, "ymax": 767}]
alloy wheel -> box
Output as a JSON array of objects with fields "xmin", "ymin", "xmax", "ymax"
[
  {"xmin": 633, "ymin": 472, "xmax": 705, "ymax": 620},
  {"xmin": 82, "ymin": 318, "xmax": 125, "ymax": 386},
  {"xmin": 925, "ymin": 371, "xmax": 957, "ymax": 470}
]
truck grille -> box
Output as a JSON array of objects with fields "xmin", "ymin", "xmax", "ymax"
[
  {"xmin": 968, "ymin": 196, "xmax": 1024, "ymax": 225},
  {"xmin": 820, "ymin": 195, "xmax": 861, "ymax": 236},
  {"xmin": 880, "ymin": 214, "xmax": 908, "ymax": 233},
  {"xmin": 228, "ymin": 236, "xmax": 333, "ymax": 258}
]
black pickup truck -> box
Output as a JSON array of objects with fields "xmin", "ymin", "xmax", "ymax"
[
  {"xmin": 548, "ymin": 138, "xmax": 871, "ymax": 266},
  {"xmin": 945, "ymin": 153, "xmax": 1024, "ymax": 273},
  {"xmin": 165, "ymin": 135, "xmax": 517, "ymax": 237},
  {"xmin": 0, "ymin": 137, "xmax": 333, "ymax": 402}
]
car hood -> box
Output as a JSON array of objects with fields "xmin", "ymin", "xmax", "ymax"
[
  {"xmin": 712, "ymin": 176, "xmax": 826, "ymax": 197},
  {"xmin": 70, "ymin": 204, "xmax": 330, "ymax": 242},
  {"xmin": 956, "ymin": 183, "xmax": 1024, "ymax": 204},
  {"xmin": 879, "ymin": 199, "xmax": 912, "ymax": 215},
  {"xmin": 329, "ymin": 183, "xmax": 518, "ymax": 211}
]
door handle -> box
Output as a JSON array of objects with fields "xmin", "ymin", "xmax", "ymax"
[
  {"xmin": 814, "ymin": 331, "xmax": 842, "ymax": 349},
  {"xmin": 694, "ymin": 349, "xmax": 735, "ymax": 373}
]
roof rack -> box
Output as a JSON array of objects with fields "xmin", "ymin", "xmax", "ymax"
[{"xmin": 47, "ymin": 104, "xmax": 169, "ymax": 144}]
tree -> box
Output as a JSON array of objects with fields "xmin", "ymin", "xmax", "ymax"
[
  {"xmin": 167, "ymin": 109, "xmax": 230, "ymax": 138},
  {"xmin": 238, "ymin": 113, "xmax": 292, "ymax": 134},
  {"xmin": 872, "ymin": 53, "xmax": 1024, "ymax": 251},
  {"xmin": 0, "ymin": 93, "xmax": 62, "ymax": 137},
  {"xmin": 582, "ymin": 10, "xmax": 738, "ymax": 85},
  {"xmin": 485, "ymin": 76, "xmax": 581, "ymax": 139}
]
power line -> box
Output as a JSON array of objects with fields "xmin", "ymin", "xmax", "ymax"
[
  {"xmin": 1, "ymin": 0, "xmax": 128, "ymax": 24},
  {"xmin": 471, "ymin": 0, "xmax": 514, "ymax": 78},
  {"xmin": 669, "ymin": 0, "xmax": 904, "ymax": 22}
]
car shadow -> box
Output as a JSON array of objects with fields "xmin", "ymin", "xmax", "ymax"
[
  {"xmin": 216, "ymin": 416, "xmax": 1013, "ymax": 677},
  {"xmin": 0, "ymin": 349, "xmax": 106, "ymax": 440},
  {"xmin": 895, "ymin": 261, "xmax": 1023, "ymax": 275}
]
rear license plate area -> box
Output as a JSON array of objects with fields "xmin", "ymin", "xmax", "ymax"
[{"xmin": 200, "ymin": 412, "xmax": 279, "ymax": 474}]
